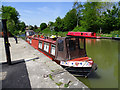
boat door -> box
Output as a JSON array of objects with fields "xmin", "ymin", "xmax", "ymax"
[{"xmin": 66, "ymin": 37, "xmax": 87, "ymax": 60}]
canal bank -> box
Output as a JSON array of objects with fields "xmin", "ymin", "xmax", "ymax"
[{"xmin": 0, "ymin": 38, "xmax": 88, "ymax": 89}]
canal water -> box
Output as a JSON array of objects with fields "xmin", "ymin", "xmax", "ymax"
[{"xmin": 77, "ymin": 39, "xmax": 119, "ymax": 88}]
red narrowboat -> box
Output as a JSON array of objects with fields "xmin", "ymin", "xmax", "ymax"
[
  {"xmin": 26, "ymin": 31, "xmax": 97, "ymax": 77},
  {"xmin": 67, "ymin": 32, "xmax": 100, "ymax": 38}
]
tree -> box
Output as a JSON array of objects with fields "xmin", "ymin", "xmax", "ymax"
[
  {"xmin": 54, "ymin": 17, "xmax": 64, "ymax": 32},
  {"xmin": 28, "ymin": 25, "xmax": 34, "ymax": 30},
  {"xmin": 18, "ymin": 21, "xmax": 26, "ymax": 32},
  {"xmin": 63, "ymin": 9, "xmax": 77, "ymax": 31},
  {"xmin": 34, "ymin": 25, "xmax": 38, "ymax": 30},
  {"xmin": 81, "ymin": 2, "xmax": 101, "ymax": 32},
  {"xmin": 48, "ymin": 21, "xmax": 54, "ymax": 27},
  {"xmin": 117, "ymin": 1, "xmax": 120, "ymax": 30},
  {"xmin": 73, "ymin": 1, "xmax": 83, "ymax": 26},
  {"xmin": 40, "ymin": 23, "xmax": 47, "ymax": 30},
  {"xmin": 1, "ymin": 6, "xmax": 20, "ymax": 35},
  {"xmin": 101, "ymin": 4, "xmax": 120, "ymax": 33}
]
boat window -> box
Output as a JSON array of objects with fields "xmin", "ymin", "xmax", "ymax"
[
  {"xmin": 44, "ymin": 42, "xmax": 49, "ymax": 52},
  {"xmin": 69, "ymin": 40, "xmax": 76, "ymax": 51},
  {"xmin": 38, "ymin": 40, "xmax": 42, "ymax": 49},
  {"xmin": 29, "ymin": 32, "xmax": 34, "ymax": 36},
  {"xmin": 79, "ymin": 38, "xmax": 84, "ymax": 49},
  {"xmin": 58, "ymin": 39, "xmax": 64, "ymax": 51},
  {"xmin": 51, "ymin": 44, "xmax": 56, "ymax": 55},
  {"xmin": 27, "ymin": 38, "xmax": 29, "ymax": 41},
  {"xmin": 86, "ymin": 34, "xmax": 87, "ymax": 35},
  {"xmin": 91, "ymin": 33, "xmax": 94, "ymax": 36},
  {"xmin": 26, "ymin": 32, "xmax": 29, "ymax": 36},
  {"xmin": 81, "ymin": 33, "xmax": 83, "ymax": 35}
]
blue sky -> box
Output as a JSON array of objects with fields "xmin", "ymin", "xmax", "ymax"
[{"xmin": 2, "ymin": 2, "xmax": 74, "ymax": 27}]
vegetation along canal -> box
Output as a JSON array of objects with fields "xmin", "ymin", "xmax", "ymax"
[{"xmin": 77, "ymin": 39, "xmax": 119, "ymax": 88}]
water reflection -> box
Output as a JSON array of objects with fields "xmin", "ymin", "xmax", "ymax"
[{"xmin": 77, "ymin": 39, "xmax": 118, "ymax": 88}]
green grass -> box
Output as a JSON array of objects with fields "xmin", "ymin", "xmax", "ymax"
[
  {"xmin": 72, "ymin": 26, "xmax": 87, "ymax": 32},
  {"xmin": 49, "ymin": 74, "xmax": 54, "ymax": 81},
  {"xmin": 51, "ymin": 70, "xmax": 54, "ymax": 72},
  {"xmin": 64, "ymin": 81, "xmax": 71, "ymax": 88},
  {"xmin": 56, "ymin": 82, "xmax": 63, "ymax": 86},
  {"xmin": 33, "ymin": 59, "xmax": 35, "ymax": 61},
  {"xmin": 64, "ymin": 84, "xmax": 69, "ymax": 88},
  {"xmin": 100, "ymin": 34, "xmax": 120, "ymax": 37}
]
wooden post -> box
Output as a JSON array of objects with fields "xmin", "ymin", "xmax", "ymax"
[{"xmin": 2, "ymin": 19, "xmax": 12, "ymax": 65}]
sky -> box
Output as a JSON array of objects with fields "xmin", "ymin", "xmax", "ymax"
[
  {"xmin": 2, "ymin": 2, "xmax": 74, "ymax": 27},
  {"xmin": 1, "ymin": 0, "xmax": 120, "ymax": 26}
]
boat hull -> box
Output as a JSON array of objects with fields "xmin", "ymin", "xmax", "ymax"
[{"xmin": 61, "ymin": 63, "xmax": 97, "ymax": 77}]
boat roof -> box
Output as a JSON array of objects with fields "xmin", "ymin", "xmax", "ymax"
[
  {"xmin": 68, "ymin": 32, "xmax": 95, "ymax": 34},
  {"xmin": 28, "ymin": 36, "xmax": 56, "ymax": 44}
]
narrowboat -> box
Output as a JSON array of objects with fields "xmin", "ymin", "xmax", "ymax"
[
  {"xmin": 67, "ymin": 32, "xmax": 100, "ymax": 39},
  {"xmin": 26, "ymin": 32, "xmax": 98, "ymax": 77}
]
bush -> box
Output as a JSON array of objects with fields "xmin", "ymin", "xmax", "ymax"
[
  {"xmin": 34, "ymin": 29, "xmax": 41, "ymax": 33},
  {"xmin": 57, "ymin": 31, "xmax": 68, "ymax": 37},
  {"xmin": 72, "ymin": 26, "xmax": 87, "ymax": 32},
  {"xmin": 110, "ymin": 30, "xmax": 120, "ymax": 35},
  {"xmin": 40, "ymin": 28, "xmax": 56, "ymax": 36}
]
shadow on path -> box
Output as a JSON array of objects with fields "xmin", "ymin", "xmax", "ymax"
[{"xmin": 1, "ymin": 59, "xmax": 32, "ymax": 89}]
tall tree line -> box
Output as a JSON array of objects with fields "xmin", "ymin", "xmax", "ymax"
[
  {"xmin": 49, "ymin": 1, "xmax": 120, "ymax": 34},
  {"xmin": 72, "ymin": 1, "xmax": 120, "ymax": 33}
]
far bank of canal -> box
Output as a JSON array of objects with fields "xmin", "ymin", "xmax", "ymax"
[{"xmin": 77, "ymin": 39, "xmax": 119, "ymax": 88}]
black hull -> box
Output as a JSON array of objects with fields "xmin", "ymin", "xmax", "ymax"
[
  {"xmin": 61, "ymin": 63, "xmax": 98, "ymax": 77},
  {"xmin": 112, "ymin": 37, "xmax": 120, "ymax": 40}
]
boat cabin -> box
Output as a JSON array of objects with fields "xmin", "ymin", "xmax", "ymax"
[{"xmin": 55, "ymin": 37, "xmax": 87, "ymax": 61}]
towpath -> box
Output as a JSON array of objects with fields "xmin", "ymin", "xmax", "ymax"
[{"xmin": 0, "ymin": 38, "xmax": 89, "ymax": 89}]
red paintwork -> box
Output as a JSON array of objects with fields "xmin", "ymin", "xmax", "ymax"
[
  {"xmin": 67, "ymin": 32, "xmax": 98, "ymax": 38},
  {"xmin": 26, "ymin": 36, "xmax": 93, "ymax": 66},
  {"xmin": 31, "ymin": 39, "xmax": 39, "ymax": 49},
  {"xmin": 68, "ymin": 57, "xmax": 94, "ymax": 65},
  {"xmin": 26, "ymin": 36, "xmax": 56, "ymax": 61},
  {"xmin": 68, "ymin": 57, "xmax": 89, "ymax": 61},
  {"xmin": 49, "ymin": 44, "xmax": 51, "ymax": 54}
]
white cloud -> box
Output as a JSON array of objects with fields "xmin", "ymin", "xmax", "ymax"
[{"xmin": 22, "ymin": 10, "xmax": 33, "ymax": 14}]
